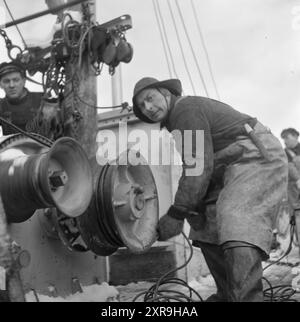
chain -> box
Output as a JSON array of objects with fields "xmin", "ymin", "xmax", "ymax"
[
  {"xmin": 0, "ymin": 28, "xmax": 12, "ymax": 48},
  {"xmin": 43, "ymin": 59, "xmax": 66, "ymax": 99},
  {"xmin": 0, "ymin": 28, "xmax": 23, "ymax": 61},
  {"xmin": 82, "ymin": 1, "xmax": 94, "ymax": 24}
]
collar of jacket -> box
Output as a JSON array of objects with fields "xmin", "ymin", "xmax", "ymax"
[
  {"xmin": 160, "ymin": 94, "xmax": 184, "ymax": 129},
  {"xmin": 292, "ymin": 142, "xmax": 300, "ymax": 155}
]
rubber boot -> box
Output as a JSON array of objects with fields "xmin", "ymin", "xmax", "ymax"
[
  {"xmin": 222, "ymin": 242, "xmax": 264, "ymax": 302},
  {"xmin": 195, "ymin": 242, "xmax": 228, "ymax": 302}
]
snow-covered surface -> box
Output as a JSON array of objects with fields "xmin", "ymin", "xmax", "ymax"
[
  {"xmin": 115, "ymin": 276, "xmax": 217, "ymax": 302},
  {"xmin": 26, "ymin": 283, "xmax": 120, "ymax": 302},
  {"xmin": 24, "ymin": 238, "xmax": 300, "ymax": 302},
  {"xmin": 188, "ymin": 275, "xmax": 216, "ymax": 299},
  {"xmin": 23, "ymin": 244, "xmax": 300, "ymax": 302},
  {"xmin": 116, "ymin": 245, "xmax": 300, "ymax": 302}
]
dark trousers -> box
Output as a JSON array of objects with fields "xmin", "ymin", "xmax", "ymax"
[{"xmin": 194, "ymin": 241, "xmax": 264, "ymax": 302}]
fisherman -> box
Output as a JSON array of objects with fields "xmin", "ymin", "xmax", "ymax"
[
  {"xmin": 132, "ymin": 77, "xmax": 288, "ymax": 302},
  {"xmin": 281, "ymin": 128, "xmax": 300, "ymax": 207},
  {"xmin": 0, "ymin": 61, "xmax": 43, "ymax": 135}
]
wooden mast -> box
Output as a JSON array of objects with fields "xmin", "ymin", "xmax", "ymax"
[{"xmin": 60, "ymin": 0, "xmax": 97, "ymax": 158}]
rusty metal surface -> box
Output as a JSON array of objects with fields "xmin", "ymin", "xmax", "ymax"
[
  {"xmin": 10, "ymin": 214, "xmax": 107, "ymax": 297},
  {"xmin": 0, "ymin": 195, "xmax": 26, "ymax": 302}
]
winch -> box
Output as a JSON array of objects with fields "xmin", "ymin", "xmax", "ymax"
[
  {"xmin": 0, "ymin": 133, "xmax": 93, "ymax": 223},
  {"xmin": 78, "ymin": 155, "xmax": 159, "ymax": 256}
]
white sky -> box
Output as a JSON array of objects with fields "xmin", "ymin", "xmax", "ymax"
[{"xmin": 0, "ymin": 0, "xmax": 299, "ymax": 139}]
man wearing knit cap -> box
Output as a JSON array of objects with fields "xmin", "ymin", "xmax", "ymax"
[
  {"xmin": 132, "ymin": 77, "xmax": 288, "ymax": 302},
  {"xmin": 0, "ymin": 61, "xmax": 43, "ymax": 135}
]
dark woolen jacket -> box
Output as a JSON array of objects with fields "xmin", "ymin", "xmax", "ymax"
[
  {"xmin": 0, "ymin": 89, "xmax": 43, "ymax": 135},
  {"xmin": 285, "ymin": 143, "xmax": 300, "ymax": 181},
  {"xmin": 285, "ymin": 143, "xmax": 300, "ymax": 162},
  {"xmin": 162, "ymin": 95, "xmax": 257, "ymax": 211}
]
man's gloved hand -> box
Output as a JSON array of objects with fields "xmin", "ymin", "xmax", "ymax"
[{"xmin": 157, "ymin": 206, "xmax": 186, "ymax": 241}]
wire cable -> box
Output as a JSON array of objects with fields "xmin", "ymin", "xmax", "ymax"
[
  {"xmin": 3, "ymin": 0, "xmax": 27, "ymax": 49},
  {"xmin": 262, "ymin": 213, "xmax": 300, "ymax": 302},
  {"xmin": 74, "ymin": 93, "xmax": 130, "ymax": 111},
  {"xmin": 190, "ymin": 0, "xmax": 220, "ymax": 100},
  {"xmin": 152, "ymin": 0, "xmax": 172, "ymax": 78},
  {"xmin": 132, "ymin": 232, "xmax": 203, "ymax": 302},
  {"xmin": 174, "ymin": 0, "xmax": 209, "ymax": 97},
  {"xmin": 166, "ymin": 0, "xmax": 196, "ymax": 95},
  {"xmin": 263, "ymin": 277, "xmax": 298, "ymax": 302},
  {"xmin": 25, "ymin": 76, "xmax": 44, "ymax": 86},
  {"xmin": 263, "ymin": 217, "xmax": 295, "ymax": 272},
  {"xmin": 154, "ymin": 0, "xmax": 180, "ymax": 81},
  {"xmin": 130, "ymin": 220, "xmax": 300, "ymax": 302},
  {"xmin": 0, "ymin": 116, "xmax": 53, "ymax": 147}
]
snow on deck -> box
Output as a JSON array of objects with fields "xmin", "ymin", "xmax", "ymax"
[
  {"xmin": 24, "ymin": 246, "xmax": 300, "ymax": 302},
  {"xmin": 116, "ymin": 245, "xmax": 300, "ymax": 302},
  {"xmin": 26, "ymin": 283, "xmax": 120, "ymax": 302}
]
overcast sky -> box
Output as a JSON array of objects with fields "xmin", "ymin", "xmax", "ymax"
[{"xmin": 0, "ymin": 0, "xmax": 299, "ymax": 139}]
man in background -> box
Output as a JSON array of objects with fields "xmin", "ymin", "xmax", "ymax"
[
  {"xmin": 281, "ymin": 128, "xmax": 300, "ymax": 207},
  {"xmin": 0, "ymin": 61, "xmax": 43, "ymax": 135}
]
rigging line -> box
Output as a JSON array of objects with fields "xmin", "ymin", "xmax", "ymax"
[
  {"xmin": 155, "ymin": 0, "xmax": 180, "ymax": 81},
  {"xmin": 174, "ymin": 0, "xmax": 209, "ymax": 97},
  {"xmin": 3, "ymin": 0, "xmax": 27, "ymax": 48},
  {"xmin": 190, "ymin": 0, "xmax": 220, "ymax": 100},
  {"xmin": 166, "ymin": 0, "xmax": 196, "ymax": 95},
  {"xmin": 152, "ymin": 0, "xmax": 172, "ymax": 78}
]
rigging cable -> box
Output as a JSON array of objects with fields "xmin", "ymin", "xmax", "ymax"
[
  {"xmin": 174, "ymin": 0, "xmax": 209, "ymax": 97},
  {"xmin": 152, "ymin": 0, "xmax": 173, "ymax": 78},
  {"xmin": 166, "ymin": 0, "xmax": 196, "ymax": 95},
  {"xmin": 3, "ymin": 0, "xmax": 27, "ymax": 49},
  {"xmin": 190, "ymin": 0, "xmax": 220, "ymax": 100},
  {"xmin": 154, "ymin": 0, "xmax": 180, "ymax": 81}
]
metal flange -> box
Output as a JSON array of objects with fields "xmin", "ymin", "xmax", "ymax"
[
  {"xmin": 78, "ymin": 154, "xmax": 159, "ymax": 256},
  {"xmin": 107, "ymin": 162, "xmax": 159, "ymax": 254}
]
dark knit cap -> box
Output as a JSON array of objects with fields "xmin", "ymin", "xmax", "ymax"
[{"xmin": 0, "ymin": 61, "xmax": 26, "ymax": 80}]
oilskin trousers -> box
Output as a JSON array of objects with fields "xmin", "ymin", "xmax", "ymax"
[{"xmin": 194, "ymin": 241, "xmax": 264, "ymax": 302}]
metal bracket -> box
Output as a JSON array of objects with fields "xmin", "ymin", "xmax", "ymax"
[{"xmin": 98, "ymin": 15, "xmax": 132, "ymax": 33}]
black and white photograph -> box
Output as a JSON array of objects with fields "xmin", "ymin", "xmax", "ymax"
[{"xmin": 0, "ymin": 0, "xmax": 299, "ymax": 308}]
